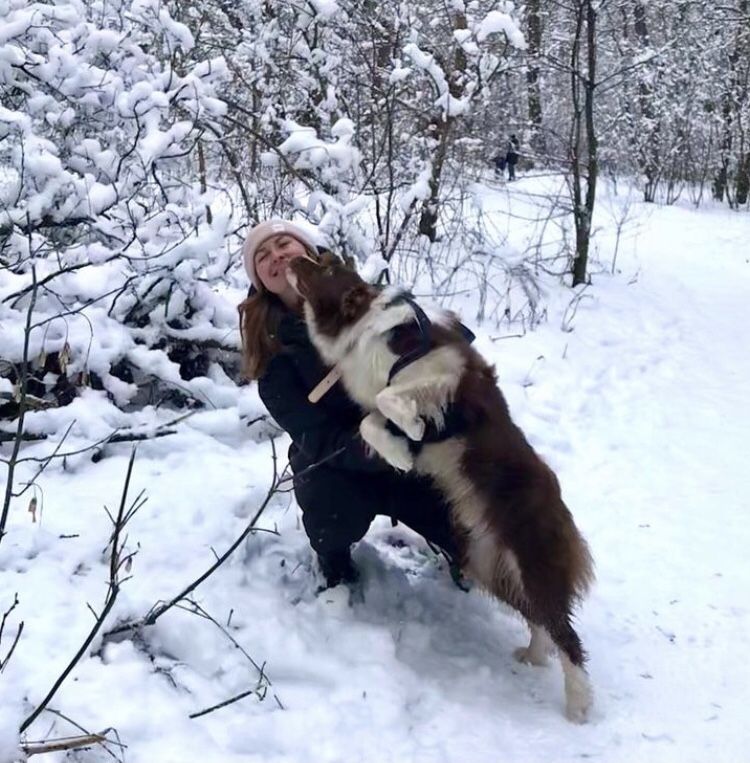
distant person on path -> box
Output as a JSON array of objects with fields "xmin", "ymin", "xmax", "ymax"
[
  {"xmin": 506, "ymin": 134, "xmax": 520, "ymax": 181},
  {"xmin": 493, "ymin": 151, "xmax": 506, "ymax": 178}
]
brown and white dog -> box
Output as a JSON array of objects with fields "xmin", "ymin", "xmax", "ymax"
[{"xmin": 287, "ymin": 256, "xmax": 595, "ymax": 722}]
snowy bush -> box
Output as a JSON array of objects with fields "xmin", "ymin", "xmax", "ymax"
[{"xmin": 0, "ymin": 0, "xmax": 240, "ymax": 422}]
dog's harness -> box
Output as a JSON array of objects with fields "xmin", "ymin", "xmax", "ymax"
[
  {"xmin": 382, "ymin": 292, "xmax": 475, "ymax": 450},
  {"xmin": 385, "ymin": 292, "xmax": 438, "ymax": 385},
  {"xmin": 307, "ymin": 290, "xmax": 475, "ymax": 448},
  {"xmin": 385, "ymin": 292, "xmax": 475, "ymax": 384}
]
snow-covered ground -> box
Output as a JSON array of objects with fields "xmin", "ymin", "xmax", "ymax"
[{"xmin": 2, "ymin": 178, "xmax": 749, "ymax": 762}]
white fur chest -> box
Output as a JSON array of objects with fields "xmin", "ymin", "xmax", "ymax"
[
  {"xmin": 337, "ymin": 335, "xmax": 396, "ymax": 408},
  {"xmin": 305, "ymin": 290, "xmax": 416, "ymax": 410}
]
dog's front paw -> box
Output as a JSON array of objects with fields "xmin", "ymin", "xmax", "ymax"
[
  {"xmin": 381, "ymin": 444, "xmax": 414, "ymax": 472},
  {"xmin": 375, "ymin": 389, "xmax": 424, "ymax": 441},
  {"xmin": 401, "ymin": 416, "xmax": 425, "ymax": 442},
  {"xmin": 360, "ymin": 413, "xmax": 414, "ymax": 472}
]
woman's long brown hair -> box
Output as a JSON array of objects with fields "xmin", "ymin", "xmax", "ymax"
[{"xmin": 238, "ymin": 290, "xmax": 287, "ymax": 380}]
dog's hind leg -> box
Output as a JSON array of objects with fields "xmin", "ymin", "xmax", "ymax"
[
  {"xmin": 514, "ymin": 622, "xmax": 553, "ymax": 667},
  {"xmin": 544, "ymin": 614, "xmax": 593, "ymax": 723}
]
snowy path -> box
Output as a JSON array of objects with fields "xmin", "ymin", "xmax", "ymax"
[{"xmin": 1, "ymin": 190, "xmax": 749, "ymax": 762}]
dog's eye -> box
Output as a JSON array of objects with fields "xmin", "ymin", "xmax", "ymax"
[{"xmin": 324, "ymin": 267, "xmax": 335, "ymax": 277}]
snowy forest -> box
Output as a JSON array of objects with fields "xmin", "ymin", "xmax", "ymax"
[{"xmin": 1, "ymin": 0, "xmax": 749, "ymax": 760}]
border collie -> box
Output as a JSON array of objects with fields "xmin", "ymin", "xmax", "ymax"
[{"xmin": 287, "ymin": 256, "xmax": 595, "ymax": 722}]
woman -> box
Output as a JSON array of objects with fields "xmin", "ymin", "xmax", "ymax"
[{"xmin": 238, "ymin": 219, "xmax": 459, "ymax": 590}]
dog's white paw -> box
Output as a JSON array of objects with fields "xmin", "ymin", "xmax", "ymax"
[
  {"xmin": 565, "ymin": 693, "xmax": 593, "ymax": 724},
  {"xmin": 562, "ymin": 658, "xmax": 593, "ymax": 724},
  {"xmin": 513, "ymin": 625, "xmax": 552, "ymax": 667},
  {"xmin": 375, "ymin": 389, "xmax": 424, "ymax": 441},
  {"xmin": 513, "ymin": 645, "xmax": 550, "ymax": 667},
  {"xmin": 381, "ymin": 444, "xmax": 414, "ymax": 472},
  {"xmin": 360, "ymin": 413, "xmax": 414, "ymax": 472},
  {"xmin": 401, "ymin": 416, "xmax": 425, "ymax": 442}
]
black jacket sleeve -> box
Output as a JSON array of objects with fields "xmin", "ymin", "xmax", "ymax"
[{"xmin": 258, "ymin": 352, "xmax": 389, "ymax": 474}]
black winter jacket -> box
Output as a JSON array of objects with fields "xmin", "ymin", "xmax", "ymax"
[{"xmin": 258, "ymin": 309, "xmax": 387, "ymax": 473}]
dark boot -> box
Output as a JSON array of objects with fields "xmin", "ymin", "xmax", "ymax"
[{"xmin": 317, "ymin": 548, "xmax": 358, "ymax": 589}]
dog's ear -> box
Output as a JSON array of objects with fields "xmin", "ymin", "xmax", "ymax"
[
  {"xmin": 318, "ymin": 251, "xmax": 339, "ymax": 267},
  {"xmin": 341, "ymin": 284, "xmax": 371, "ymax": 320}
]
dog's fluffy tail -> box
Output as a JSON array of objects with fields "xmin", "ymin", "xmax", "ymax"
[{"xmin": 571, "ymin": 531, "xmax": 595, "ymax": 600}]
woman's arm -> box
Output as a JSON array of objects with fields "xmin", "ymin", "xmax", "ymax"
[{"xmin": 258, "ymin": 354, "xmax": 390, "ymax": 473}]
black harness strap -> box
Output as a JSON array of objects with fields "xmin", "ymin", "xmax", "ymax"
[
  {"xmin": 385, "ymin": 292, "xmax": 476, "ymax": 385},
  {"xmin": 386, "ymin": 293, "xmax": 434, "ymax": 385}
]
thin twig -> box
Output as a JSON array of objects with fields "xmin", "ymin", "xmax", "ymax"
[
  {"xmin": 188, "ymin": 684, "xmax": 267, "ymax": 720},
  {"xmin": 0, "ymin": 262, "xmax": 37, "ymax": 546},
  {"xmin": 178, "ymin": 599, "xmax": 272, "ymax": 688},
  {"xmin": 0, "ymin": 594, "xmax": 24, "ymax": 674}
]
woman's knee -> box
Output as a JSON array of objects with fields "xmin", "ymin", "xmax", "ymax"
[{"xmin": 294, "ymin": 468, "xmax": 378, "ymax": 554}]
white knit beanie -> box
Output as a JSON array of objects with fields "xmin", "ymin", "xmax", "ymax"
[{"xmin": 242, "ymin": 219, "xmax": 319, "ymax": 289}]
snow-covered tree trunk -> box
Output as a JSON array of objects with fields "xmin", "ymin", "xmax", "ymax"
[
  {"xmin": 569, "ymin": 0, "xmax": 598, "ymax": 287},
  {"xmin": 524, "ymin": 0, "xmax": 547, "ymax": 162}
]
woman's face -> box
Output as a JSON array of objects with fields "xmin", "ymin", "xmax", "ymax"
[{"xmin": 254, "ymin": 233, "xmax": 308, "ymax": 301}]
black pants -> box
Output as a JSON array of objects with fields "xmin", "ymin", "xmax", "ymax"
[{"xmin": 293, "ymin": 464, "xmax": 458, "ymax": 559}]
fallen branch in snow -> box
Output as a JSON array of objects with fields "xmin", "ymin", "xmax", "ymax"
[
  {"xmin": 0, "ymin": 431, "xmax": 47, "ymax": 443},
  {"xmin": 107, "ymin": 429, "xmax": 176, "ymax": 444},
  {"xmin": 91, "ymin": 410, "xmax": 199, "ymax": 463},
  {"xmin": 19, "ymin": 449, "xmax": 141, "ymax": 735},
  {"xmin": 90, "ymin": 428, "xmax": 176, "ymax": 463},
  {"xmin": 189, "ymin": 683, "xmax": 269, "ymax": 720},
  {"xmin": 40, "ymin": 708, "xmax": 126, "ymax": 762},
  {"xmin": 22, "ymin": 732, "xmax": 112, "ymax": 757}
]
